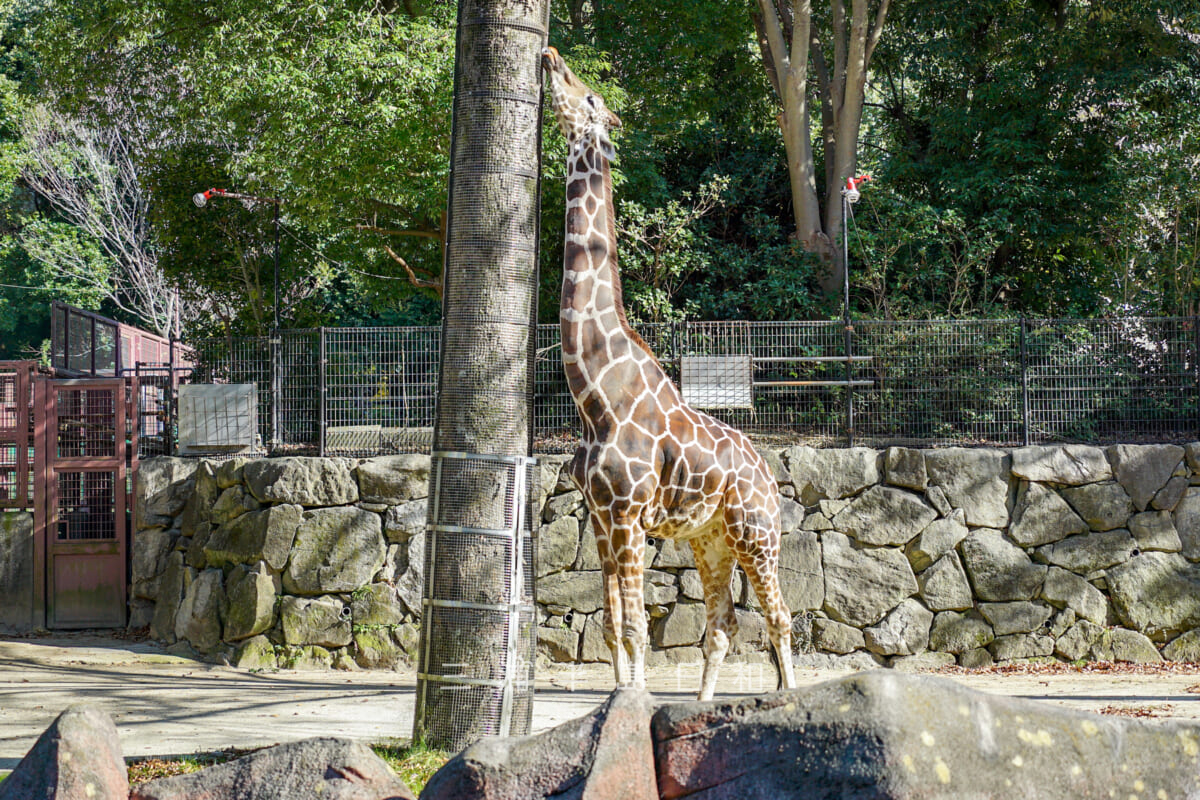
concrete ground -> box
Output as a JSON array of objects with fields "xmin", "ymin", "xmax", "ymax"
[{"xmin": 3, "ymin": 633, "xmax": 1200, "ymax": 769}]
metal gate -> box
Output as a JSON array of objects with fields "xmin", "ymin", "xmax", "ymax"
[
  {"xmin": 33, "ymin": 377, "xmax": 135, "ymax": 628},
  {"xmin": 0, "ymin": 361, "xmax": 35, "ymax": 510}
]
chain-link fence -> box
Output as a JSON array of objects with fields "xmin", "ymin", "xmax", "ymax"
[{"xmin": 177, "ymin": 317, "xmax": 1199, "ymax": 456}]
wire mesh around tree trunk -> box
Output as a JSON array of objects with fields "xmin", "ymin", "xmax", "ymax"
[{"xmin": 413, "ymin": 451, "xmax": 538, "ymax": 752}]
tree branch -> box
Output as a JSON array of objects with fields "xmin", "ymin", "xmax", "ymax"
[
  {"xmin": 384, "ymin": 244, "xmax": 443, "ymax": 297},
  {"xmin": 865, "ymin": 0, "xmax": 892, "ymax": 64},
  {"xmin": 354, "ymin": 224, "xmax": 442, "ymax": 239}
]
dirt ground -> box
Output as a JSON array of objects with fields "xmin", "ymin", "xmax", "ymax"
[{"xmin": 2, "ymin": 633, "xmax": 1198, "ymax": 770}]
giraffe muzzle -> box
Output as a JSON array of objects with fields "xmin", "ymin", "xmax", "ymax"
[{"xmin": 541, "ymin": 46, "xmax": 562, "ymax": 74}]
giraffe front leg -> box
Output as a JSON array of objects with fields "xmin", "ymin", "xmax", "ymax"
[
  {"xmin": 691, "ymin": 536, "xmax": 737, "ymax": 701},
  {"xmin": 611, "ymin": 520, "xmax": 648, "ymax": 690},
  {"xmin": 594, "ymin": 520, "xmax": 629, "ymax": 687},
  {"xmin": 618, "ymin": 567, "xmax": 648, "ymax": 690}
]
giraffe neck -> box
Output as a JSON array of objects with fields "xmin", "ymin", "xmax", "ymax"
[
  {"xmin": 560, "ymin": 147, "xmax": 656, "ymax": 408},
  {"xmin": 560, "ymin": 147, "xmax": 624, "ymax": 342}
]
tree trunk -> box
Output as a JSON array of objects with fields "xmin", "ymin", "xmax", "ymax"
[
  {"xmin": 753, "ymin": 0, "xmax": 890, "ymax": 298},
  {"xmin": 412, "ymin": 0, "xmax": 548, "ymax": 752}
]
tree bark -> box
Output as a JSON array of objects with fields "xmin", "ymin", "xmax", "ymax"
[
  {"xmin": 753, "ymin": 0, "xmax": 890, "ymax": 297},
  {"xmin": 412, "ymin": 0, "xmax": 547, "ymax": 752}
]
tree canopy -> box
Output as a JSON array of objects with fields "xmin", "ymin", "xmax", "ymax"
[{"xmin": 0, "ymin": 0, "xmax": 1196, "ymax": 358}]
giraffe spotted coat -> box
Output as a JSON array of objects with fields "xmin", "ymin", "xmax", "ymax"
[{"xmin": 542, "ymin": 47, "xmax": 797, "ymax": 700}]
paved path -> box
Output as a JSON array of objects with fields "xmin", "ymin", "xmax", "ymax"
[{"xmin": 3, "ymin": 634, "xmax": 1200, "ymax": 768}]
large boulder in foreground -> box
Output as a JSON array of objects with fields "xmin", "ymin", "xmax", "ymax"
[
  {"xmin": 0, "ymin": 705, "xmax": 128, "ymax": 800},
  {"xmin": 652, "ymin": 670, "xmax": 1200, "ymax": 799},
  {"xmin": 130, "ymin": 737, "xmax": 414, "ymax": 800},
  {"xmin": 421, "ymin": 688, "xmax": 656, "ymax": 800}
]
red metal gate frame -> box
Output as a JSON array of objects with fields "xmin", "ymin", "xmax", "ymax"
[
  {"xmin": 32, "ymin": 376, "xmax": 137, "ymax": 629},
  {"xmin": 0, "ymin": 360, "xmax": 34, "ymax": 511}
]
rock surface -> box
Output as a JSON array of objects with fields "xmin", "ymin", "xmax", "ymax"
[
  {"xmin": 959, "ymin": 528, "xmax": 1046, "ymax": 601},
  {"xmin": 0, "ymin": 705, "xmax": 128, "ymax": 800},
  {"xmin": 863, "ymin": 598, "xmax": 933, "ymax": 656},
  {"xmin": 924, "ymin": 448, "xmax": 1011, "ymax": 528},
  {"xmin": 785, "ymin": 446, "xmax": 880, "ymax": 501},
  {"xmin": 831, "ymin": 486, "xmax": 937, "ymax": 546},
  {"xmin": 174, "ymin": 568, "xmax": 225, "ymax": 651},
  {"xmin": 1060, "ymin": 482, "xmax": 1134, "ymax": 532},
  {"xmin": 1009, "ymin": 481, "xmax": 1087, "ymax": 547},
  {"xmin": 223, "ymin": 561, "xmax": 278, "ymax": 642},
  {"xmin": 284, "ymin": 507, "xmax": 386, "ymax": 594},
  {"xmin": 421, "ymin": 688, "xmax": 656, "ymax": 800},
  {"xmin": 1109, "ymin": 444, "xmax": 1185, "ymax": 512},
  {"xmin": 821, "ymin": 532, "xmax": 918, "ymax": 627},
  {"xmin": 652, "ymin": 671, "xmax": 1200, "ymax": 799},
  {"xmin": 777, "ymin": 531, "xmax": 823, "ymax": 612},
  {"xmin": 357, "ymin": 454, "xmax": 429, "ymax": 505},
  {"xmin": 1106, "ymin": 552, "xmax": 1200, "ymax": 638},
  {"xmin": 244, "ymin": 457, "xmax": 359, "ymax": 506},
  {"xmin": 916, "ymin": 552, "xmax": 973, "ymax": 612},
  {"xmin": 905, "ymin": 510, "xmax": 969, "ymax": 572},
  {"xmin": 204, "ymin": 503, "xmax": 302, "ymax": 570},
  {"xmin": 1010, "ymin": 444, "xmax": 1111, "ymax": 485},
  {"xmin": 130, "ymin": 737, "xmax": 415, "ymax": 800},
  {"xmin": 1040, "ymin": 566, "xmax": 1107, "ymax": 625}
]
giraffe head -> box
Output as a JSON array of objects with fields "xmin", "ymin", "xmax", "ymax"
[{"xmin": 542, "ymin": 46, "xmax": 621, "ymax": 163}]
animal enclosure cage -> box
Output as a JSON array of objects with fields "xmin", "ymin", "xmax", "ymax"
[{"xmin": 170, "ymin": 316, "xmax": 1199, "ymax": 457}]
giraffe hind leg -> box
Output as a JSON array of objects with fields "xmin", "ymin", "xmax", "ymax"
[
  {"xmin": 741, "ymin": 562, "xmax": 796, "ymax": 692},
  {"xmin": 730, "ymin": 509, "xmax": 796, "ymax": 694}
]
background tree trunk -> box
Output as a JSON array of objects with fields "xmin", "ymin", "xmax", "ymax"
[{"xmin": 754, "ymin": 0, "xmax": 890, "ymax": 297}]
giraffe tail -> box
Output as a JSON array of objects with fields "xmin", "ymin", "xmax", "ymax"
[{"xmin": 768, "ymin": 639, "xmax": 782, "ymax": 691}]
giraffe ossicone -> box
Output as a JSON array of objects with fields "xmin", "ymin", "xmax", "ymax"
[{"xmin": 542, "ymin": 47, "xmax": 798, "ymax": 701}]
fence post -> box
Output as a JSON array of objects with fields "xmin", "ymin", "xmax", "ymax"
[
  {"xmin": 318, "ymin": 327, "xmax": 327, "ymax": 457},
  {"xmin": 1194, "ymin": 316, "xmax": 1200, "ymax": 439},
  {"xmin": 843, "ymin": 319, "xmax": 855, "ymax": 447},
  {"xmin": 167, "ymin": 334, "xmax": 177, "ymax": 455},
  {"xmin": 270, "ymin": 329, "xmax": 281, "ymax": 453},
  {"xmin": 1019, "ymin": 317, "xmax": 1030, "ymax": 447}
]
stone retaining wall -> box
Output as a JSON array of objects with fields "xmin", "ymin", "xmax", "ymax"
[
  {"xmin": 1, "ymin": 510, "xmax": 36, "ymax": 633},
  {"xmin": 134, "ymin": 442, "xmax": 1200, "ymax": 671}
]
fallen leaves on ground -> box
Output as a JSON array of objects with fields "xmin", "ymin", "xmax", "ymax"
[
  {"xmin": 939, "ymin": 661, "xmax": 1200, "ymax": 677},
  {"xmin": 1096, "ymin": 704, "xmax": 1174, "ymax": 718},
  {"xmin": 125, "ymin": 744, "xmax": 449, "ymax": 793},
  {"xmin": 127, "ymin": 751, "xmax": 243, "ymax": 785}
]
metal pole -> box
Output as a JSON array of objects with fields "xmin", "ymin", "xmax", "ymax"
[
  {"xmin": 273, "ymin": 200, "xmax": 281, "ymax": 332},
  {"xmin": 1019, "ymin": 317, "xmax": 1030, "ymax": 446},
  {"xmin": 842, "ymin": 190, "xmax": 854, "ymax": 446},
  {"xmin": 1193, "ymin": 315, "xmax": 1200, "ymax": 440},
  {"xmin": 270, "ymin": 200, "xmax": 282, "ymax": 452},
  {"xmin": 318, "ymin": 327, "xmax": 327, "ymax": 457},
  {"xmin": 168, "ymin": 333, "xmax": 177, "ymax": 455}
]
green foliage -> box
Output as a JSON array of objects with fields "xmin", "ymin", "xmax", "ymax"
[
  {"xmin": 0, "ymin": 18, "xmax": 110, "ymax": 357},
  {"xmin": 872, "ymin": 0, "xmax": 1200, "ymax": 316},
  {"xmin": 31, "ymin": 0, "xmax": 457, "ymax": 333},
  {"xmin": 372, "ymin": 741, "xmax": 450, "ymax": 793},
  {"xmin": 0, "ymin": 0, "xmax": 1192, "ymax": 349}
]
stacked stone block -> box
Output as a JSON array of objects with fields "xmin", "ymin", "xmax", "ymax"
[
  {"xmin": 134, "ymin": 455, "xmax": 427, "ymax": 670},
  {"xmin": 132, "ymin": 442, "xmax": 1200, "ymax": 670}
]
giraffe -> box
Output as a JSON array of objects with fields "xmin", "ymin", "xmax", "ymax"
[{"xmin": 542, "ymin": 47, "xmax": 797, "ymax": 701}]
